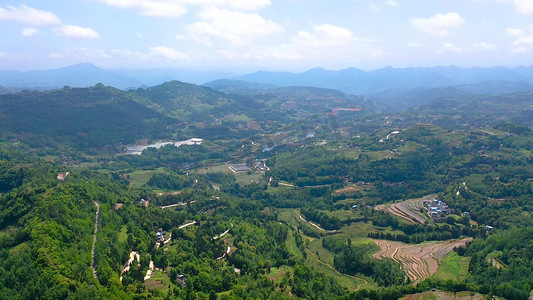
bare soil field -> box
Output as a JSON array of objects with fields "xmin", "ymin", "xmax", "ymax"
[
  {"xmin": 334, "ymin": 185, "xmax": 362, "ymax": 193},
  {"xmin": 372, "ymin": 238, "xmax": 472, "ymax": 282}
]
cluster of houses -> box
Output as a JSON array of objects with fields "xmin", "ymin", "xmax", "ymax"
[
  {"xmin": 229, "ymin": 160, "xmax": 270, "ymax": 173},
  {"xmin": 424, "ymin": 198, "xmax": 453, "ymax": 222}
]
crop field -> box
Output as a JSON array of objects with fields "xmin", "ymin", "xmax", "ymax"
[
  {"xmin": 375, "ymin": 196, "xmax": 432, "ymax": 224},
  {"xmin": 402, "ymin": 290, "xmax": 484, "ymax": 300},
  {"xmin": 126, "ymin": 167, "xmax": 167, "ymax": 187},
  {"xmin": 433, "ymin": 251, "xmax": 470, "ymax": 281},
  {"xmin": 372, "ymin": 238, "xmax": 472, "ymax": 282}
]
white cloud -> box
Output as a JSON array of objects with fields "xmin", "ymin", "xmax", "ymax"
[
  {"xmin": 54, "ymin": 25, "xmax": 99, "ymax": 39},
  {"xmin": 188, "ymin": 7, "xmax": 283, "ymax": 46},
  {"xmin": 473, "ymin": 42, "xmax": 496, "ymax": 50},
  {"xmin": 293, "ymin": 24, "xmax": 354, "ymax": 48},
  {"xmin": 368, "ymin": 3, "xmax": 381, "ymax": 12},
  {"xmin": 99, "ymin": 0, "xmax": 271, "ymax": 18},
  {"xmin": 385, "ymin": 0, "xmax": 400, "ymax": 7},
  {"xmin": 507, "ymin": 26, "xmax": 533, "ymax": 53},
  {"xmin": 512, "ymin": 35, "xmax": 533, "ymax": 54},
  {"xmin": 22, "ymin": 28, "xmax": 38, "ymax": 37},
  {"xmin": 99, "ymin": 0, "xmax": 188, "ymax": 18},
  {"xmin": 469, "ymin": 0, "xmax": 510, "ymax": 3},
  {"xmin": 257, "ymin": 23, "xmax": 384, "ymax": 64},
  {"xmin": 437, "ymin": 43, "xmax": 462, "ymax": 54},
  {"xmin": 507, "ymin": 28, "xmax": 524, "ymax": 36},
  {"xmin": 111, "ymin": 49, "xmax": 134, "ymax": 56},
  {"xmin": 410, "ymin": 12, "xmax": 465, "ymax": 36},
  {"xmin": 206, "ymin": 22, "xmax": 384, "ymax": 67},
  {"xmin": 200, "ymin": 0, "xmax": 271, "ymax": 11},
  {"xmin": 218, "ymin": 50, "xmax": 242, "ymax": 60},
  {"xmin": 149, "ymin": 46, "xmax": 189, "ymax": 60},
  {"xmin": 471, "ymin": 0, "xmax": 533, "ymax": 15},
  {"xmin": 0, "ymin": 5, "xmax": 60, "ymax": 25},
  {"xmin": 514, "ymin": 0, "xmax": 533, "ymax": 14}
]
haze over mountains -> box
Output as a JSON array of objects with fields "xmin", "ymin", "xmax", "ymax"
[
  {"xmin": 3, "ymin": 63, "xmax": 533, "ymax": 95},
  {"xmin": 0, "ymin": 63, "xmax": 235, "ymax": 91},
  {"xmin": 3, "ymin": 63, "xmax": 533, "ymax": 112}
]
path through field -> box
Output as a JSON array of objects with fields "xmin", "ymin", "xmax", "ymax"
[
  {"xmin": 298, "ymin": 214, "xmax": 337, "ymax": 232},
  {"xmin": 305, "ymin": 248, "xmax": 368, "ymax": 291},
  {"xmin": 372, "ymin": 238, "xmax": 472, "ymax": 282}
]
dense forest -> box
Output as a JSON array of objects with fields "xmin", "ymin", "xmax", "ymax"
[{"xmin": 0, "ymin": 81, "xmax": 531, "ymax": 299}]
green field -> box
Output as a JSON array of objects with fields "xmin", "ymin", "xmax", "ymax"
[
  {"xmin": 279, "ymin": 208, "xmax": 377, "ymax": 291},
  {"xmin": 433, "ymin": 251, "xmax": 470, "ymax": 281},
  {"xmin": 126, "ymin": 167, "xmax": 167, "ymax": 187},
  {"xmin": 118, "ymin": 225, "xmax": 128, "ymax": 244},
  {"xmin": 266, "ymin": 265, "xmax": 292, "ymax": 282}
]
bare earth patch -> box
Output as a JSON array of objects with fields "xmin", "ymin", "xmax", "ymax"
[{"xmin": 335, "ymin": 185, "xmax": 361, "ymax": 193}]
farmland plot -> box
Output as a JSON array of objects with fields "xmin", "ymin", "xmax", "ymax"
[{"xmin": 372, "ymin": 238, "xmax": 472, "ymax": 282}]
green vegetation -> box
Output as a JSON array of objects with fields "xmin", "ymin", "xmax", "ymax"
[
  {"xmin": 433, "ymin": 251, "xmax": 470, "ymax": 281},
  {"xmin": 0, "ymin": 82, "xmax": 531, "ymax": 299}
]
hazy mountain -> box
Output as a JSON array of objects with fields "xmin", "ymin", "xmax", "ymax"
[
  {"xmin": 370, "ymin": 80, "xmax": 533, "ymax": 111},
  {"xmin": 0, "ymin": 85, "xmax": 19, "ymax": 95},
  {"xmin": 0, "ymin": 63, "xmax": 142, "ymax": 90},
  {"xmin": 0, "ymin": 64, "xmax": 239, "ymax": 90},
  {"xmin": 234, "ymin": 66, "xmax": 533, "ymax": 95},
  {"xmin": 111, "ymin": 68, "xmax": 237, "ymax": 86},
  {"xmin": 4, "ymin": 64, "xmax": 533, "ymax": 96},
  {"xmin": 203, "ymin": 79, "xmax": 278, "ymax": 94}
]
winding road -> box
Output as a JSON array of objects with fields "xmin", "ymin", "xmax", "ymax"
[
  {"xmin": 91, "ymin": 201, "xmax": 100, "ymax": 281},
  {"xmin": 299, "ymin": 214, "xmax": 337, "ymax": 233}
]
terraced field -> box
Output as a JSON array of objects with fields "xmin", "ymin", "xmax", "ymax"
[
  {"xmin": 372, "ymin": 238, "xmax": 472, "ymax": 282},
  {"xmin": 375, "ymin": 196, "xmax": 430, "ymax": 224}
]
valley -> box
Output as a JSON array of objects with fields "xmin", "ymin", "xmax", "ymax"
[{"xmin": 0, "ymin": 79, "xmax": 531, "ymax": 300}]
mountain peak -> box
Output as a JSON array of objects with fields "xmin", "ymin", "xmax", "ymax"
[
  {"xmin": 59, "ymin": 63, "xmax": 102, "ymax": 71},
  {"xmin": 304, "ymin": 67, "xmax": 327, "ymax": 73}
]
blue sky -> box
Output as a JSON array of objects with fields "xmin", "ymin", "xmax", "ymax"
[{"xmin": 1, "ymin": 0, "xmax": 533, "ymax": 71}]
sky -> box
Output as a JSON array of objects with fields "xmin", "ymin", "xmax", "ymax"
[{"xmin": 1, "ymin": 0, "xmax": 533, "ymax": 72}]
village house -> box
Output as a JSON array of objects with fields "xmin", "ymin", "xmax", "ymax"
[
  {"xmin": 424, "ymin": 198, "xmax": 453, "ymax": 222},
  {"xmin": 156, "ymin": 228, "xmax": 165, "ymax": 242}
]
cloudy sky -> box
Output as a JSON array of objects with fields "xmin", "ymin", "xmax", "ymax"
[{"xmin": 1, "ymin": 0, "xmax": 533, "ymax": 71}]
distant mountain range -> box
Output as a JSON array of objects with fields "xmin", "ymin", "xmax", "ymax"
[
  {"xmin": 3, "ymin": 63, "xmax": 533, "ymax": 104},
  {"xmin": 0, "ymin": 63, "xmax": 235, "ymax": 91},
  {"xmin": 233, "ymin": 66, "xmax": 533, "ymax": 95}
]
